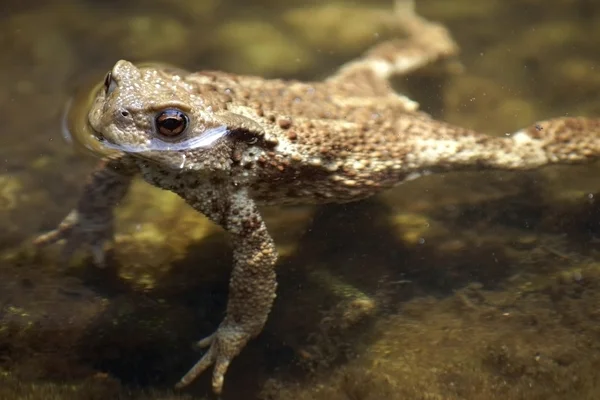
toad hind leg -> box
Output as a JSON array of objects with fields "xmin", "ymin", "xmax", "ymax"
[
  {"xmin": 175, "ymin": 187, "xmax": 277, "ymax": 394},
  {"xmin": 329, "ymin": 0, "xmax": 459, "ymax": 88}
]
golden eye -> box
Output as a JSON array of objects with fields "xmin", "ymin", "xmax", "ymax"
[{"xmin": 156, "ymin": 109, "xmax": 188, "ymax": 137}]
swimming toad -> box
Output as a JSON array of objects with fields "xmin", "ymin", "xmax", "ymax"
[{"xmin": 35, "ymin": 0, "xmax": 600, "ymax": 394}]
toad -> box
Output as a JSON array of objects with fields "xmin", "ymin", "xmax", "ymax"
[{"xmin": 35, "ymin": 0, "xmax": 600, "ymax": 394}]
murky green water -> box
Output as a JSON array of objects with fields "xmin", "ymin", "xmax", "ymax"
[{"xmin": 2, "ymin": 0, "xmax": 600, "ymax": 399}]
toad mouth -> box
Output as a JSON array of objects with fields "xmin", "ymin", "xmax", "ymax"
[
  {"xmin": 89, "ymin": 126, "xmax": 105, "ymax": 142},
  {"xmin": 89, "ymin": 124, "xmax": 230, "ymax": 155}
]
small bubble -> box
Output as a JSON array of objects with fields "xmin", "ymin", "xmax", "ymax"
[{"xmin": 418, "ymin": 238, "xmax": 426, "ymax": 245}]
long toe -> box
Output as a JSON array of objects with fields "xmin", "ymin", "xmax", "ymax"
[
  {"xmin": 212, "ymin": 356, "xmax": 231, "ymax": 394},
  {"xmin": 175, "ymin": 345, "xmax": 216, "ymax": 389},
  {"xmin": 195, "ymin": 333, "xmax": 215, "ymax": 349}
]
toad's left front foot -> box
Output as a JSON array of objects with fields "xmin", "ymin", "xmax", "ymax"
[{"xmin": 175, "ymin": 322, "xmax": 254, "ymax": 394}]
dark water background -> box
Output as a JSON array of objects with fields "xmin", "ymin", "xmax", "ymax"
[{"xmin": 2, "ymin": 0, "xmax": 600, "ymax": 399}]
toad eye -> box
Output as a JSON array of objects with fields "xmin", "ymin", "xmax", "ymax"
[{"xmin": 155, "ymin": 109, "xmax": 188, "ymax": 137}]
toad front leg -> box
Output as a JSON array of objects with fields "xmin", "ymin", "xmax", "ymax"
[
  {"xmin": 175, "ymin": 187, "xmax": 277, "ymax": 394},
  {"xmin": 34, "ymin": 155, "xmax": 137, "ymax": 265}
]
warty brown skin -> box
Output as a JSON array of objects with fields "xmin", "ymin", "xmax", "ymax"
[{"xmin": 34, "ymin": 0, "xmax": 600, "ymax": 394}]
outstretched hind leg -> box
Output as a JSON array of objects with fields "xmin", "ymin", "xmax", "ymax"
[{"xmin": 328, "ymin": 0, "xmax": 459, "ymax": 94}]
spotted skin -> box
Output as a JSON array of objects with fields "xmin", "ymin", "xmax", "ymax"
[{"xmin": 34, "ymin": 0, "xmax": 600, "ymax": 394}]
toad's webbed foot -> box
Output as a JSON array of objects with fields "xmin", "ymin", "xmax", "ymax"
[
  {"xmin": 33, "ymin": 155, "xmax": 136, "ymax": 266},
  {"xmin": 33, "ymin": 209, "xmax": 114, "ymax": 266},
  {"xmin": 175, "ymin": 323, "xmax": 254, "ymax": 394}
]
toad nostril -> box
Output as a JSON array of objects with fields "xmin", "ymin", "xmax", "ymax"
[{"xmin": 121, "ymin": 110, "xmax": 130, "ymax": 117}]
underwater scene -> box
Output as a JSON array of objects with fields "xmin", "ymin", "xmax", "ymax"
[{"xmin": 1, "ymin": 0, "xmax": 600, "ymax": 399}]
